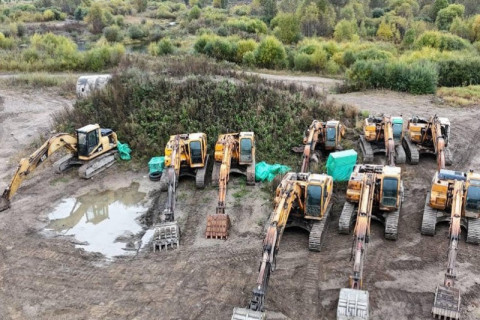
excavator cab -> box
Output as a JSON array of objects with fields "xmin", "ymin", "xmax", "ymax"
[
  {"xmin": 391, "ymin": 117, "xmax": 403, "ymax": 143},
  {"xmin": 75, "ymin": 124, "xmax": 117, "ymax": 160},
  {"xmin": 305, "ymin": 175, "xmax": 332, "ymax": 219},
  {"xmin": 239, "ymin": 132, "xmax": 255, "ymax": 165},
  {"xmin": 325, "ymin": 120, "xmax": 342, "ymax": 150},
  {"xmin": 379, "ymin": 166, "xmax": 402, "ymax": 211},
  {"xmin": 465, "ymin": 176, "xmax": 480, "ymax": 217},
  {"xmin": 186, "ymin": 133, "xmax": 207, "ymax": 168}
]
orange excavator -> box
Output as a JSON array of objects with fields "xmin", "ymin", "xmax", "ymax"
[
  {"xmin": 421, "ymin": 169, "xmax": 480, "ymax": 319},
  {"xmin": 232, "ymin": 172, "xmax": 333, "ymax": 320},
  {"xmin": 403, "ymin": 115, "xmax": 452, "ymax": 169},
  {"xmin": 205, "ymin": 132, "xmax": 255, "ymax": 240},
  {"xmin": 337, "ymin": 164, "xmax": 403, "ymax": 320},
  {"xmin": 360, "ymin": 115, "xmax": 406, "ymax": 165},
  {"xmin": 297, "ymin": 119, "xmax": 345, "ymax": 173}
]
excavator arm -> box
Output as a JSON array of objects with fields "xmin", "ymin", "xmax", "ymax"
[
  {"xmin": 432, "ymin": 117, "xmax": 446, "ymax": 171},
  {"xmin": 432, "ymin": 180, "xmax": 463, "ymax": 319},
  {"xmin": 383, "ymin": 117, "xmax": 396, "ymax": 167},
  {"xmin": 0, "ymin": 133, "xmax": 77, "ymax": 211},
  {"xmin": 232, "ymin": 180, "xmax": 300, "ymax": 319},
  {"xmin": 301, "ymin": 121, "xmax": 322, "ymax": 173}
]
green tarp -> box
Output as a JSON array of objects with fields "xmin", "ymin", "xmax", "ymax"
[
  {"xmin": 255, "ymin": 161, "xmax": 291, "ymax": 182},
  {"xmin": 148, "ymin": 156, "xmax": 165, "ymax": 174},
  {"xmin": 117, "ymin": 141, "xmax": 132, "ymax": 161},
  {"xmin": 326, "ymin": 149, "xmax": 357, "ymax": 182}
]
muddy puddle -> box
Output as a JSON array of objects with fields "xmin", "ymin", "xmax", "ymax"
[{"xmin": 46, "ymin": 183, "xmax": 147, "ymax": 258}]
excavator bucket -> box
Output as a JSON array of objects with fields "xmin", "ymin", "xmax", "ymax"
[
  {"xmin": 0, "ymin": 196, "xmax": 10, "ymax": 212},
  {"xmin": 337, "ymin": 288, "xmax": 369, "ymax": 320},
  {"xmin": 152, "ymin": 221, "xmax": 180, "ymax": 251},
  {"xmin": 231, "ymin": 308, "xmax": 265, "ymax": 320},
  {"xmin": 205, "ymin": 214, "xmax": 230, "ymax": 239},
  {"xmin": 432, "ymin": 285, "xmax": 461, "ymax": 320}
]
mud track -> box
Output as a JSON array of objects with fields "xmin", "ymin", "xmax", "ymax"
[{"xmin": 1, "ymin": 79, "xmax": 480, "ymax": 320}]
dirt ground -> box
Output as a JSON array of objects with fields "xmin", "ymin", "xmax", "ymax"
[{"xmin": 1, "ymin": 79, "xmax": 480, "ymax": 320}]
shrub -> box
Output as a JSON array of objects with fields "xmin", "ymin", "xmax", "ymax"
[
  {"xmin": 231, "ymin": 5, "xmax": 250, "ymax": 16},
  {"xmin": 128, "ymin": 25, "xmax": 145, "ymax": 40},
  {"xmin": 225, "ymin": 17, "xmax": 267, "ymax": 34},
  {"xmin": 103, "ymin": 25, "xmax": 122, "ymax": 42},
  {"xmin": 325, "ymin": 60, "xmax": 341, "ymax": 74},
  {"xmin": 43, "ymin": 9, "xmax": 55, "ymax": 21},
  {"xmin": 83, "ymin": 43, "xmax": 125, "ymax": 71},
  {"xmin": 372, "ymin": 8, "xmax": 384, "ymax": 18},
  {"xmin": 294, "ymin": 52, "xmax": 313, "ymax": 71},
  {"xmin": 415, "ymin": 31, "xmax": 471, "ymax": 51},
  {"xmin": 347, "ymin": 60, "xmax": 438, "ymax": 94},
  {"xmin": 206, "ymin": 37, "xmax": 236, "ymax": 61},
  {"xmin": 236, "ymin": 39, "xmax": 257, "ymax": 63},
  {"xmin": 334, "ymin": 19, "xmax": 358, "ymax": 42},
  {"xmin": 376, "ymin": 20, "xmax": 394, "ymax": 41},
  {"xmin": 436, "ymin": 4, "xmax": 465, "ymax": 30},
  {"xmin": 157, "ymin": 4, "xmax": 176, "ymax": 19},
  {"xmin": 437, "ymin": 58, "xmax": 480, "ymax": 87},
  {"xmin": 271, "ymin": 12, "xmax": 301, "ymax": 44},
  {"xmin": 149, "ymin": 38, "xmax": 175, "ymax": 56},
  {"xmin": 242, "ymin": 51, "xmax": 255, "ymax": 66},
  {"xmin": 85, "ymin": 3, "xmax": 106, "ymax": 34},
  {"xmin": 311, "ymin": 48, "xmax": 328, "ymax": 71},
  {"xmin": 188, "ymin": 5, "xmax": 201, "ymax": 20},
  {"xmin": 254, "ymin": 36, "xmax": 286, "ymax": 69},
  {"xmin": 0, "ymin": 32, "xmax": 14, "ymax": 49}
]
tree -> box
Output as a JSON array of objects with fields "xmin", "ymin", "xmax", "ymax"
[
  {"xmin": 334, "ymin": 19, "xmax": 358, "ymax": 42},
  {"xmin": 436, "ymin": 4, "xmax": 465, "ymax": 30},
  {"xmin": 86, "ymin": 3, "xmax": 106, "ymax": 34},
  {"xmin": 254, "ymin": 36, "xmax": 286, "ymax": 69},
  {"xmin": 260, "ymin": 0, "xmax": 277, "ymax": 23},
  {"xmin": 431, "ymin": 0, "xmax": 449, "ymax": 21},
  {"xmin": 376, "ymin": 20, "xmax": 394, "ymax": 41},
  {"xmin": 271, "ymin": 13, "xmax": 301, "ymax": 44},
  {"xmin": 471, "ymin": 15, "xmax": 480, "ymax": 42}
]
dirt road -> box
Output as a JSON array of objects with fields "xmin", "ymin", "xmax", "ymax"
[{"xmin": 0, "ymin": 77, "xmax": 480, "ymax": 320}]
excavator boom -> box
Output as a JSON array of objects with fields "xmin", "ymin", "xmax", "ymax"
[{"xmin": 0, "ymin": 133, "xmax": 77, "ymax": 212}]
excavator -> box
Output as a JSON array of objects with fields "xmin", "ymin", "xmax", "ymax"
[
  {"xmin": 152, "ymin": 133, "xmax": 209, "ymax": 251},
  {"xmin": 232, "ymin": 171, "xmax": 333, "ymax": 320},
  {"xmin": 297, "ymin": 119, "xmax": 345, "ymax": 173},
  {"xmin": 337, "ymin": 164, "xmax": 403, "ymax": 320},
  {"xmin": 359, "ymin": 115, "xmax": 406, "ymax": 165},
  {"xmin": 421, "ymin": 169, "xmax": 480, "ymax": 319},
  {"xmin": 0, "ymin": 124, "xmax": 118, "ymax": 212},
  {"xmin": 205, "ymin": 132, "xmax": 255, "ymax": 240},
  {"xmin": 402, "ymin": 115, "xmax": 452, "ymax": 167}
]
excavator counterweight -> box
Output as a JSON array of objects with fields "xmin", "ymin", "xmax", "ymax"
[
  {"xmin": 206, "ymin": 132, "xmax": 255, "ymax": 240},
  {"xmin": 233, "ymin": 172, "xmax": 334, "ymax": 318}
]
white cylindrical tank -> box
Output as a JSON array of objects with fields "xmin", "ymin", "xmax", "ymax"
[{"xmin": 76, "ymin": 75, "xmax": 112, "ymax": 98}]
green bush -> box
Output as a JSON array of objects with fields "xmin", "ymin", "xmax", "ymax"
[
  {"xmin": 347, "ymin": 60, "xmax": 438, "ymax": 94},
  {"xmin": 0, "ymin": 32, "xmax": 14, "ymax": 49},
  {"xmin": 372, "ymin": 8, "xmax": 384, "ymax": 18},
  {"xmin": 271, "ymin": 12, "xmax": 301, "ymax": 44},
  {"xmin": 149, "ymin": 38, "xmax": 175, "ymax": 56},
  {"xmin": 242, "ymin": 51, "xmax": 256, "ymax": 66},
  {"xmin": 205, "ymin": 37, "xmax": 236, "ymax": 61},
  {"xmin": 83, "ymin": 43, "xmax": 125, "ymax": 71},
  {"xmin": 254, "ymin": 36, "xmax": 286, "ymax": 69},
  {"xmin": 294, "ymin": 52, "xmax": 313, "ymax": 71},
  {"xmin": 334, "ymin": 19, "xmax": 358, "ymax": 42},
  {"xmin": 128, "ymin": 25, "xmax": 145, "ymax": 40},
  {"xmin": 436, "ymin": 4, "xmax": 465, "ymax": 30},
  {"xmin": 437, "ymin": 58, "xmax": 480, "ymax": 87},
  {"xmin": 415, "ymin": 31, "xmax": 471, "ymax": 51},
  {"xmin": 157, "ymin": 4, "xmax": 176, "ymax": 19},
  {"xmin": 103, "ymin": 25, "xmax": 122, "ymax": 42},
  {"xmin": 225, "ymin": 17, "xmax": 267, "ymax": 34},
  {"xmin": 188, "ymin": 5, "xmax": 201, "ymax": 20},
  {"xmin": 236, "ymin": 39, "xmax": 257, "ymax": 63}
]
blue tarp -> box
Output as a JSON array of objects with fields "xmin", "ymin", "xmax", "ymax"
[
  {"xmin": 255, "ymin": 161, "xmax": 291, "ymax": 182},
  {"xmin": 148, "ymin": 156, "xmax": 165, "ymax": 174},
  {"xmin": 326, "ymin": 150, "xmax": 357, "ymax": 181}
]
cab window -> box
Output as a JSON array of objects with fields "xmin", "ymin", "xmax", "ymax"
[
  {"xmin": 393, "ymin": 124, "xmax": 402, "ymax": 140},
  {"xmin": 381, "ymin": 178, "xmax": 398, "ymax": 207},
  {"xmin": 190, "ymin": 141, "xmax": 203, "ymax": 164},
  {"xmin": 466, "ymin": 185, "xmax": 480, "ymax": 213},
  {"xmin": 306, "ymin": 185, "xmax": 322, "ymax": 217},
  {"xmin": 240, "ymin": 138, "xmax": 252, "ymax": 162},
  {"xmin": 326, "ymin": 127, "xmax": 336, "ymax": 141}
]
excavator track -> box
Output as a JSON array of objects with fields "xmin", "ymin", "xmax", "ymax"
[
  {"xmin": 339, "ymin": 201, "xmax": 356, "ymax": 234},
  {"xmin": 432, "ymin": 285, "xmax": 461, "ymax": 320},
  {"xmin": 445, "ymin": 148, "xmax": 453, "ymax": 166},
  {"xmin": 308, "ymin": 204, "xmax": 332, "ymax": 251},
  {"xmin": 359, "ymin": 136, "xmax": 374, "ymax": 163},
  {"xmin": 211, "ymin": 161, "xmax": 221, "ymax": 187},
  {"xmin": 402, "ymin": 136, "xmax": 419, "ymax": 165},
  {"xmin": 78, "ymin": 151, "xmax": 117, "ymax": 179},
  {"xmin": 246, "ymin": 160, "xmax": 256, "ymax": 186},
  {"xmin": 195, "ymin": 155, "xmax": 209, "ymax": 189},
  {"xmin": 466, "ymin": 217, "xmax": 480, "ymax": 245},
  {"xmin": 422, "ymin": 192, "xmax": 437, "ymax": 236},
  {"xmin": 53, "ymin": 154, "xmax": 76, "ymax": 173},
  {"xmin": 384, "ymin": 206, "xmax": 400, "ymax": 240},
  {"xmin": 152, "ymin": 221, "xmax": 180, "ymax": 251},
  {"xmin": 395, "ymin": 144, "xmax": 406, "ymax": 164}
]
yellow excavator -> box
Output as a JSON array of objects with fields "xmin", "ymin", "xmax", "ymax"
[
  {"xmin": 0, "ymin": 124, "xmax": 118, "ymax": 212},
  {"xmin": 232, "ymin": 172, "xmax": 333, "ymax": 320},
  {"xmin": 152, "ymin": 133, "xmax": 209, "ymax": 251},
  {"xmin": 421, "ymin": 169, "xmax": 480, "ymax": 319},
  {"xmin": 360, "ymin": 115, "xmax": 406, "ymax": 165},
  {"xmin": 337, "ymin": 164, "xmax": 403, "ymax": 320},
  {"xmin": 298, "ymin": 119, "xmax": 345, "ymax": 173},
  {"xmin": 402, "ymin": 115, "xmax": 452, "ymax": 168},
  {"xmin": 205, "ymin": 132, "xmax": 255, "ymax": 240}
]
